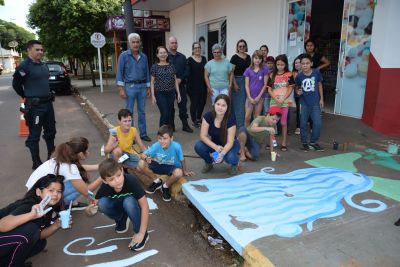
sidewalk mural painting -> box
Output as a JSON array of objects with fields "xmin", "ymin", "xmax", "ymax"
[
  {"xmin": 306, "ymin": 149, "xmax": 400, "ymax": 201},
  {"xmin": 62, "ymin": 198, "xmax": 158, "ymax": 266},
  {"xmin": 182, "ymin": 167, "xmax": 387, "ymax": 255}
]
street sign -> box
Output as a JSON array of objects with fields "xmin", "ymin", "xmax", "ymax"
[
  {"xmin": 90, "ymin": 32, "xmax": 106, "ymax": 93},
  {"xmin": 8, "ymin": 41, "xmax": 18, "ymax": 48},
  {"xmin": 90, "ymin": 32, "xmax": 106, "ymax": 48}
]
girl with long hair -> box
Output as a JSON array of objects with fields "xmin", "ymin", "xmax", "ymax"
[
  {"xmin": 267, "ymin": 54, "xmax": 295, "ymax": 151},
  {"xmin": 0, "ymin": 174, "xmax": 65, "ymax": 266},
  {"xmin": 243, "ymin": 50, "xmax": 270, "ymax": 127},
  {"xmin": 194, "ymin": 94, "xmax": 240, "ymax": 175},
  {"xmin": 26, "ymin": 137, "xmax": 102, "ymax": 207}
]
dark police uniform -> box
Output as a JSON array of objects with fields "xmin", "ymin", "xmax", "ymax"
[{"xmin": 12, "ymin": 57, "xmax": 56, "ymax": 169}]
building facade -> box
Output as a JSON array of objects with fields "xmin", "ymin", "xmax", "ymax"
[{"xmin": 129, "ymin": 0, "xmax": 399, "ymax": 136}]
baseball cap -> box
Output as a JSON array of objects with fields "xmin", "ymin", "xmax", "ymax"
[{"xmin": 268, "ymin": 106, "xmax": 282, "ymax": 115}]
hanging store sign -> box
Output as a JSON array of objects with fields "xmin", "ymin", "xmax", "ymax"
[{"xmin": 106, "ymin": 16, "xmax": 170, "ymax": 32}]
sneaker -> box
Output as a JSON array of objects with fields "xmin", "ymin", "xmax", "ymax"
[
  {"xmin": 201, "ymin": 163, "xmax": 213, "ymax": 173},
  {"xmin": 115, "ymin": 214, "xmax": 130, "ymax": 234},
  {"xmin": 129, "ymin": 231, "xmax": 149, "ymax": 251},
  {"xmin": 228, "ymin": 165, "xmax": 238, "ymax": 175},
  {"xmin": 309, "ymin": 143, "xmax": 324, "ymax": 151},
  {"xmin": 141, "ymin": 135, "xmax": 152, "ymax": 142},
  {"xmin": 301, "ymin": 143, "xmax": 310, "ymax": 152},
  {"xmin": 32, "ymin": 159, "xmax": 43, "ymax": 170},
  {"xmin": 161, "ymin": 186, "xmax": 171, "ymax": 202},
  {"xmin": 145, "ymin": 180, "xmax": 162, "ymax": 194},
  {"xmin": 182, "ymin": 124, "xmax": 194, "ymax": 133},
  {"xmin": 294, "ymin": 128, "xmax": 300, "ymax": 135},
  {"xmin": 71, "ymin": 202, "xmax": 89, "ymax": 211}
]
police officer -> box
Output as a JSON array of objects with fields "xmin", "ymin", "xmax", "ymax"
[{"xmin": 12, "ymin": 40, "xmax": 56, "ymax": 170}]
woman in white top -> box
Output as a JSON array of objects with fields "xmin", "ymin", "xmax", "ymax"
[{"xmin": 26, "ymin": 137, "xmax": 102, "ymax": 206}]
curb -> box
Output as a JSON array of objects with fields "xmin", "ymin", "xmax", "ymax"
[
  {"xmin": 73, "ymin": 89, "xmax": 113, "ymax": 141},
  {"xmin": 243, "ymin": 244, "xmax": 275, "ymax": 267}
]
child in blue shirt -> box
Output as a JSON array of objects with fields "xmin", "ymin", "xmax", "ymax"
[
  {"xmin": 295, "ymin": 53, "xmax": 324, "ymax": 152},
  {"xmin": 137, "ymin": 125, "xmax": 194, "ymax": 202}
]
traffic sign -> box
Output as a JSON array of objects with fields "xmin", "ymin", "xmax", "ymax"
[{"xmin": 90, "ymin": 32, "xmax": 106, "ymax": 48}]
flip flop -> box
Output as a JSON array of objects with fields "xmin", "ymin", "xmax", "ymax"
[{"xmin": 280, "ymin": 145, "xmax": 288, "ymax": 151}]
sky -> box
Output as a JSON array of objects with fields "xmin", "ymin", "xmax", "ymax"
[{"xmin": 0, "ymin": 0, "xmax": 35, "ymax": 32}]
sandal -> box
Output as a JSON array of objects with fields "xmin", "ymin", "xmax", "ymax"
[{"xmin": 280, "ymin": 145, "xmax": 288, "ymax": 151}]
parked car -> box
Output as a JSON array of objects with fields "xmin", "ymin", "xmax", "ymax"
[
  {"xmin": 45, "ymin": 61, "xmax": 71, "ymax": 94},
  {"xmin": 0, "ymin": 64, "xmax": 3, "ymax": 75}
]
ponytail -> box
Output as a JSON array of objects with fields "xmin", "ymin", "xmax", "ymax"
[{"xmin": 54, "ymin": 137, "xmax": 89, "ymax": 183}]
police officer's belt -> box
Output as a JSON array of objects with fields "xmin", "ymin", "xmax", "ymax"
[
  {"xmin": 126, "ymin": 79, "xmax": 146, "ymax": 84},
  {"xmin": 26, "ymin": 95, "xmax": 53, "ymax": 105}
]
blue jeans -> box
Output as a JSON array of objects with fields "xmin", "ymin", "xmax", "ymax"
[
  {"xmin": 98, "ymin": 196, "xmax": 141, "ymax": 233},
  {"xmin": 155, "ymin": 91, "xmax": 175, "ymax": 127},
  {"xmin": 194, "ymin": 139, "xmax": 240, "ymax": 165},
  {"xmin": 63, "ymin": 180, "xmax": 81, "ymax": 205},
  {"xmin": 238, "ymin": 127, "xmax": 261, "ymax": 160},
  {"xmin": 124, "ymin": 83, "xmax": 148, "ymax": 137},
  {"xmin": 300, "ymin": 104, "xmax": 321, "ymax": 144},
  {"xmin": 232, "ymin": 76, "xmax": 246, "ymax": 129}
]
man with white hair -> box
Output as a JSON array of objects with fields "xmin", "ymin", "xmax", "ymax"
[
  {"xmin": 168, "ymin": 36, "xmax": 193, "ymax": 133},
  {"xmin": 116, "ymin": 33, "xmax": 151, "ymax": 141}
]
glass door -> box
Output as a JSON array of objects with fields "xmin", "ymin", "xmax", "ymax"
[
  {"xmin": 334, "ymin": 0, "xmax": 375, "ymax": 118},
  {"xmin": 286, "ymin": 0, "xmax": 310, "ymax": 69}
]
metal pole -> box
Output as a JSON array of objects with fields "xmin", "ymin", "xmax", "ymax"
[
  {"xmin": 123, "ymin": 0, "xmax": 135, "ymax": 37},
  {"xmin": 98, "ymin": 47, "xmax": 103, "ymax": 93}
]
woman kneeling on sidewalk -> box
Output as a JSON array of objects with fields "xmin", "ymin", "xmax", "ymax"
[{"xmin": 194, "ymin": 94, "xmax": 240, "ymax": 175}]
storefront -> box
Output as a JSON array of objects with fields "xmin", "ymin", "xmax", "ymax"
[{"xmin": 130, "ymin": 0, "xmax": 399, "ymax": 136}]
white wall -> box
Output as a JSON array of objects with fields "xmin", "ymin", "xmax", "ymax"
[
  {"xmin": 167, "ymin": 0, "xmax": 284, "ymax": 59},
  {"xmin": 194, "ymin": 0, "xmax": 283, "ymax": 58},
  {"xmin": 168, "ymin": 2, "xmax": 194, "ymax": 57},
  {"xmin": 370, "ymin": 0, "xmax": 400, "ymax": 68}
]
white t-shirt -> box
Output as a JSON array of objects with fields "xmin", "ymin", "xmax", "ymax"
[{"xmin": 26, "ymin": 158, "xmax": 82, "ymax": 190}]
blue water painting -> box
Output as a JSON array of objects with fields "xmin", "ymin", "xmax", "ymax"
[{"xmin": 182, "ymin": 167, "xmax": 387, "ymax": 255}]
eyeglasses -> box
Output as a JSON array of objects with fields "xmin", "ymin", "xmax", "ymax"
[{"xmin": 238, "ymin": 45, "xmax": 246, "ymax": 48}]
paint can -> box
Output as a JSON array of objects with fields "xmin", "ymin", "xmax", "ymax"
[
  {"xmin": 342, "ymin": 142, "xmax": 348, "ymax": 152},
  {"xmin": 387, "ymin": 143, "xmax": 399, "ymax": 155},
  {"xmin": 333, "ymin": 141, "xmax": 339, "ymax": 150}
]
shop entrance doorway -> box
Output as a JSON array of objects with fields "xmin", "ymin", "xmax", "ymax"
[{"xmin": 309, "ymin": 0, "xmax": 344, "ymax": 113}]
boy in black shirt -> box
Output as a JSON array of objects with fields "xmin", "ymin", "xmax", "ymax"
[{"xmin": 95, "ymin": 158, "xmax": 149, "ymax": 251}]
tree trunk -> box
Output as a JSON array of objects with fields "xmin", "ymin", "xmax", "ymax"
[
  {"xmin": 89, "ymin": 60, "xmax": 97, "ymax": 87},
  {"xmin": 73, "ymin": 58, "xmax": 78, "ymax": 76},
  {"xmin": 81, "ymin": 62, "xmax": 87, "ymax": 79}
]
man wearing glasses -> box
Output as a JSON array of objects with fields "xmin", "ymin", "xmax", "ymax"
[{"xmin": 12, "ymin": 40, "xmax": 56, "ymax": 170}]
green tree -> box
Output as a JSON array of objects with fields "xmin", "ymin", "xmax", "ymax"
[
  {"xmin": 28, "ymin": 0, "xmax": 121, "ymax": 85},
  {"xmin": 0, "ymin": 19, "xmax": 35, "ymax": 55}
]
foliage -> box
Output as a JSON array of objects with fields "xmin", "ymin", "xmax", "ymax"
[
  {"xmin": 0, "ymin": 19, "xmax": 35, "ymax": 54},
  {"xmin": 28, "ymin": 0, "xmax": 121, "ymax": 83}
]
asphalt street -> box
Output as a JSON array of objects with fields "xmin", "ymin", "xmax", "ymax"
[{"xmin": 0, "ymin": 74, "xmax": 232, "ymax": 267}]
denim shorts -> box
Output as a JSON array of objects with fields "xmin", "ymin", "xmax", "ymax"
[
  {"xmin": 149, "ymin": 161, "xmax": 178, "ymax": 175},
  {"xmin": 238, "ymin": 127, "xmax": 261, "ymax": 160},
  {"xmin": 111, "ymin": 152, "xmax": 140, "ymax": 168}
]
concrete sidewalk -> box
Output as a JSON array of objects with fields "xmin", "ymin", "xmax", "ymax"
[{"xmin": 71, "ymin": 77, "xmax": 400, "ymax": 267}]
